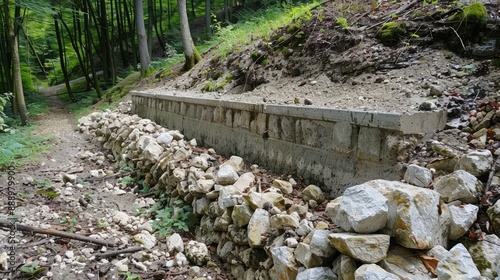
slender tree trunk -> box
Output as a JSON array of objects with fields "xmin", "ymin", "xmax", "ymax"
[
  {"xmin": 178, "ymin": 0, "xmax": 201, "ymax": 70},
  {"xmin": 205, "ymin": 0, "xmax": 211, "ymax": 35},
  {"xmin": 134, "ymin": 0, "xmax": 150, "ymax": 76},
  {"xmin": 147, "ymin": 0, "xmax": 153, "ymax": 57},
  {"xmin": 5, "ymin": 0, "xmax": 27, "ymax": 125},
  {"xmin": 124, "ymin": 0, "xmax": 138, "ymax": 71},
  {"xmin": 54, "ymin": 14, "xmax": 76, "ymax": 101},
  {"xmin": 190, "ymin": 0, "xmax": 195, "ymax": 18},
  {"xmin": 83, "ymin": 0, "xmax": 101, "ymax": 95},
  {"xmin": 224, "ymin": 0, "xmax": 229, "ymax": 22},
  {"xmin": 154, "ymin": 0, "xmax": 166, "ymax": 54}
]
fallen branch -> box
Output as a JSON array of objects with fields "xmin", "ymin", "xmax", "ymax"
[
  {"xmin": 94, "ymin": 246, "xmax": 143, "ymax": 259},
  {"xmin": 0, "ymin": 219, "xmax": 115, "ymax": 247}
]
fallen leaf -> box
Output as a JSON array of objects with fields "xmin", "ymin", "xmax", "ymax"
[{"xmin": 419, "ymin": 253, "xmax": 438, "ymax": 276}]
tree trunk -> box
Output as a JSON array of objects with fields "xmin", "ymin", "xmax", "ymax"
[
  {"xmin": 205, "ymin": 0, "xmax": 211, "ymax": 35},
  {"xmin": 147, "ymin": 0, "xmax": 153, "ymax": 57},
  {"xmin": 54, "ymin": 15, "xmax": 76, "ymax": 101},
  {"xmin": 5, "ymin": 0, "xmax": 27, "ymax": 125},
  {"xmin": 178, "ymin": 0, "xmax": 202, "ymax": 70},
  {"xmin": 134, "ymin": 0, "xmax": 150, "ymax": 76}
]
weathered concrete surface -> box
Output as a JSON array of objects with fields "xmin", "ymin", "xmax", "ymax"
[{"xmin": 131, "ymin": 91, "xmax": 446, "ymax": 196}]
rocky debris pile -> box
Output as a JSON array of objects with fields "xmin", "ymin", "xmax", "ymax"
[{"xmin": 75, "ymin": 103, "xmax": 500, "ymax": 279}]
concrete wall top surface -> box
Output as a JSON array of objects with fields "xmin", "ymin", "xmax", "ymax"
[{"xmin": 131, "ymin": 90, "xmax": 447, "ymax": 134}]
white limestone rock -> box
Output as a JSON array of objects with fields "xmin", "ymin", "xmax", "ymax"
[
  {"xmin": 404, "ymin": 164, "xmax": 433, "ymax": 187},
  {"xmin": 232, "ymin": 204, "xmax": 254, "ymax": 228},
  {"xmin": 272, "ymin": 179, "xmax": 293, "ymax": 194},
  {"xmin": 325, "ymin": 197, "xmax": 342, "ymax": 222},
  {"xmin": 427, "ymin": 245, "xmax": 449, "ymax": 260},
  {"xmin": 133, "ymin": 230, "xmax": 156, "ymax": 249},
  {"xmin": 112, "ymin": 211, "xmax": 130, "ymax": 226},
  {"xmin": 302, "ymin": 185, "xmax": 326, "ymax": 203},
  {"xmin": 243, "ymin": 191, "xmax": 286, "ymax": 211},
  {"xmin": 332, "ymin": 254, "xmax": 356, "ymax": 280},
  {"xmin": 294, "ymin": 242, "xmax": 323, "ymax": 268},
  {"xmin": 310, "ymin": 230, "xmax": 336, "ymax": 258},
  {"xmin": 355, "ymin": 264, "xmax": 399, "ymax": 280},
  {"xmin": 437, "ymin": 243, "xmax": 481, "ymax": 280},
  {"xmin": 269, "ymin": 246, "xmax": 298, "ymax": 280},
  {"xmin": 0, "ymin": 252, "xmax": 8, "ymax": 271},
  {"xmin": 366, "ymin": 180, "xmax": 447, "ymax": 249},
  {"xmin": 466, "ymin": 234, "xmax": 500, "ymax": 279},
  {"xmin": 192, "ymin": 179, "xmax": 215, "ymax": 194},
  {"xmin": 166, "ymin": 233, "xmax": 184, "ymax": 253},
  {"xmin": 448, "ymin": 204, "xmax": 479, "ymax": 240},
  {"xmin": 156, "ymin": 133, "xmax": 173, "ymax": 145},
  {"xmin": 379, "ymin": 246, "xmax": 433, "ymax": 280},
  {"xmin": 334, "ymin": 185, "xmax": 388, "ymax": 233},
  {"xmin": 221, "ymin": 155, "xmax": 245, "ymax": 172},
  {"xmin": 296, "ymin": 267, "xmax": 338, "ymax": 280},
  {"xmin": 232, "ymin": 172, "xmax": 255, "ymax": 193},
  {"xmin": 434, "ymin": 170, "xmax": 483, "ymax": 203},
  {"xmin": 185, "ymin": 241, "xmax": 210, "ymax": 266},
  {"xmin": 455, "ymin": 150, "xmax": 493, "ymax": 177},
  {"xmin": 215, "ymin": 165, "xmax": 239, "ymax": 185},
  {"xmin": 296, "ymin": 219, "xmax": 314, "ymax": 237},
  {"xmin": 192, "ymin": 155, "xmax": 210, "ymax": 171},
  {"xmin": 328, "ymin": 233, "xmax": 390, "ymax": 264},
  {"xmin": 174, "ymin": 252, "xmax": 189, "ymax": 266},
  {"xmin": 247, "ymin": 209, "xmax": 271, "ymax": 248},
  {"xmin": 487, "ymin": 199, "xmax": 500, "ymax": 236},
  {"xmin": 270, "ymin": 213, "xmax": 300, "ymax": 230}
]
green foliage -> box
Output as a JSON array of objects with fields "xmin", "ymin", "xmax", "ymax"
[
  {"xmin": 20, "ymin": 261, "xmax": 45, "ymax": 277},
  {"xmin": 120, "ymin": 176, "xmax": 137, "ymax": 186},
  {"xmin": 97, "ymin": 218, "xmax": 107, "ymax": 229},
  {"xmin": 214, "ymin": 2, "xmax": 320, "ymax": 59},
  {"xmin": 0, "ymin": 92, "xmax": 13, "ymax": 132},
  {"xmin": 121, "ymin": 271, "xmax": 142, "ymax": 280},
  {"xmin": 0, "ymin": 127, "xmax": 51, "ymax": 167},
  {"xmin": 151, "ymin": 201, "xmax": 197, "ymax": 236},
  {"xmin": 336, "ymin": 17, "xmax": 349, "ymax": 29},
  {"xmin": 202, "ymin": 81, "xmax": 218, "ymax": 91},
  {"xmin": 34, "ymin": 178, "xmax": 61, "ymax": 199}
]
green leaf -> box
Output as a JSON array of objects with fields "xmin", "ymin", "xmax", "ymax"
[
  {"xmin": 3, "ymin": 141, "xmax": 25, "ymax": 149},
  {"xmin": 0, "ymin": 148, "xmax": 14, "ymax": 157}
]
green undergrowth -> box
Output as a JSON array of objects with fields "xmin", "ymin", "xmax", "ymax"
[
  {"xmin": 211, "ymin": 2, "xmax": 320, "ymax": 59},
  {"xmin": 0, "ymin": 126, "xmax": 52, "ymax": 168}
]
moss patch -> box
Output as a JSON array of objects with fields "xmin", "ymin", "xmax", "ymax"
[
  {"xmin": 449, "ymin": 2, "xmax": 488, "ymax": 25},
  {"xmin": 377, "ymin": 22, "xmax": 407, "ymax": 45}
]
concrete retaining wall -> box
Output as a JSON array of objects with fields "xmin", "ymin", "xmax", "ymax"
[{"xmin": 131, "ymin": 91, "xmax": 447, "ymax": 196}]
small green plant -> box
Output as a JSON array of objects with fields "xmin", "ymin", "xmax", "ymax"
[
  {"xmin": 202, "ymin": 81, "xmax": 218, "ymax": 92},
  {"xmin": 17, "ymin": 193, "xmax": 33, "ymax": 199},
  {"xmin": 97, "ymin": 218, "xmax": 107, "ymax": 229},
  {"xmin": 152, "ymin": 202, "xmax": 196, "ymax": 236},
  {"xmin": 121, "ymin": 271, "xmax": 142, "ymax": 280},
  {"xmin": 35, "ymin": 178, "xmax": 60, "ymax": 199},
  {"xmin": 120, "ymin": 176, "xmax": 137, "ymax": 186},
  {"xmin": 20, "ymin": 261, "xmax": 45, "ymax": 278},
  {"xmin": 336, "ymin": 17, "xmax": 348, "ymax": 29}
]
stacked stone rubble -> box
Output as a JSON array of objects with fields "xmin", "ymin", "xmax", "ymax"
[{"xmin": 78, "ymin": 104, "xmax": 500, "ymax": 279}]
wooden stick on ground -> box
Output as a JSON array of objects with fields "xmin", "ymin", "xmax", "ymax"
[
  {"xmin": 0, "ymin": 219, "xmax": 115, "ymax": 247},
  {"xmin": 94, "ymin": 246, "xmax": 143, "ymax": 259}
]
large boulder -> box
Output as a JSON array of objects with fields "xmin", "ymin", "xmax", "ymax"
[
  {"xmin": 247, "ymin": 209, "xmax": 271, "ymax": 248},
  {"xmin": 269, "ymin": 246, "xmax": 298, "ymax": 280},
  {"xmin": 294, "ymin": 242, "xmax": 323, "ymax": 268},
  {"xmin": 310, "ymin": 230, "xmax": 336, "ymax": 258},
  {"xmin": 328, "ymin": 233, "xmax": 390, "ymax": 264},
  {"xmin": 185, "ymin": 241, "xmax": 210, "ymax": 266},
  {"xmin": 454, "ymin": 150, "xmax": 493, "ymax": 177},
  {"xmin": 334, "ymin": 184, "xmax": 388, "ymax": 233},
  {"xmin": 434, "ymin": 170, "xmax": 483, "ymax": 203},
  {"xmin": 448, "ymin": 204, "xmax": 478, "ymax": 240},
  {"xmin": 363, "ymin": 180, "xmax": 447, "ymax": 249},
  {"xmin": 436, "ymin": 243, "xmax": 481, "ymax": 280},
  {"xmin": 465, "ymin": 234, "xmax": 500, "ymax": 279}
]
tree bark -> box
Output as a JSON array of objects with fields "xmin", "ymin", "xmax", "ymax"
[
  {"xmin": 178, "ymin": 0, "xmax": 201, "ymax": 70},
  {"xmin": 5, "ymin": 0, "xmax": 27, "ymax": 125},
  {"xmin": 53, "ymin": 14, "xmax": 76, "ymax": 101},
  {"xmin": 134, "ymin": 0, "xmax": 151, "ymax": 76}
]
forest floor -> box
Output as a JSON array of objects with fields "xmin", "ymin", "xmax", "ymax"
[{"xmin": 2, "ymin": 0, "xmax": 500, "ymax": 279}]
